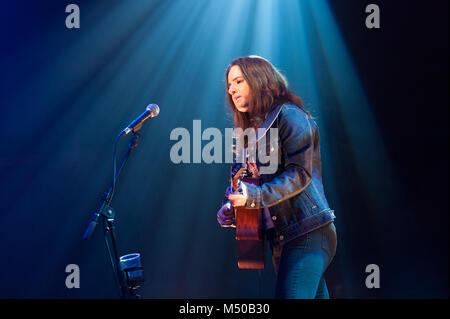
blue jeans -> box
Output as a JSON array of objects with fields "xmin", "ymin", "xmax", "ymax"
[{"xmin": 270, "ymin": 222, "xmax": 337, "ymax": 299}]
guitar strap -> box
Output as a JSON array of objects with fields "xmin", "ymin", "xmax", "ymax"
[
  {"xmin": 253, "ymin": 104, "xmax": 283, "ymax": 144},
  {"xmin": 234, "ymin": 104, "xmax": 283, "ymax": 164},
  {"xmin": 253, "ymin": 105, "xmax": 283, "ymax": 230}
]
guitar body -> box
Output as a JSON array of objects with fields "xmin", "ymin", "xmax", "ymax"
[{"xmin": 232, "ymin": 173, "xmax": 265, "ymax": 269}]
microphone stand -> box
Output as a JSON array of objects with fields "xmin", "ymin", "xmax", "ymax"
[{"xmin": 83, "ymin": 131, "xmax": 142, "ymax": 299}]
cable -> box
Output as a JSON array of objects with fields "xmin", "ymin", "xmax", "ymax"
[
  {"xmin": 109, "ymin": 134, "xmax": 121, "ymax": 204},
  {"xmin": 108, "ymin": 133, "xmax": 134, "ymax": 204}
]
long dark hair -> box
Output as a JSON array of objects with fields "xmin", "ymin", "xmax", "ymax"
[{"xmin": 225, "ymin": 55, "xmax": 309, "ymax": 130}]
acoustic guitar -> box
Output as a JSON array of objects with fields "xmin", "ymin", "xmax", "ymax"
[{"xmin": 231, "ymin": 161, "xmax": 265, "ymax": 269}]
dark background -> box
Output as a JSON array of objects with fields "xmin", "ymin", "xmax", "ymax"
[
  {"xmin": 327, "ymin": 0, "xmax": 448, "ymax": 298},
  {"xmin": 0, "ymin": 0, "xmax": 448, "ymax": 298}
]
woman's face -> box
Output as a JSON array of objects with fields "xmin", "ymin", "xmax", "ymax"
[{"xmin": 227, "ymin": 65, "xmax": 251, "ymax": 113}]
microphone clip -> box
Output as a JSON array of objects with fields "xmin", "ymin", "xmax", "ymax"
[
  {"xmin": 83, "ymin": 201, "xmax": 116, "ymax": 240},
  {"xmin": 128, "ymin": 131, "xmax": 140, "ymax": 151}
]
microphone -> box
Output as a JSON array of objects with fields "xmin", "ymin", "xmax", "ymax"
[{"xmin": 119, "ymin": 104, "xmax": 159, "ymax": 137}]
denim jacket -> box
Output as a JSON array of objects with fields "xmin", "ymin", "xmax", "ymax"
[{"xmin": 240, "ymin": 104, "xmax": 335, "ymax": 246}]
